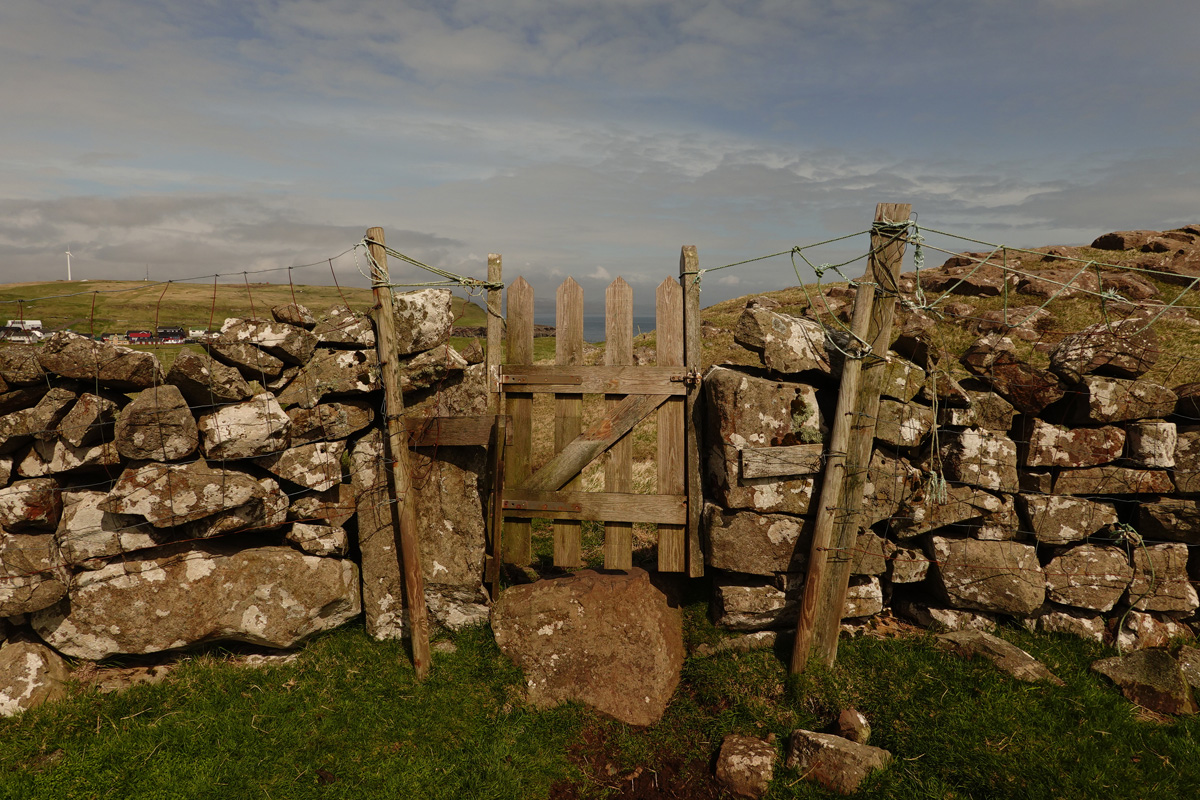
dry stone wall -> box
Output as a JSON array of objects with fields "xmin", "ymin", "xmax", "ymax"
[
  {"xmin": 704, "ymin": 233, "xmax": 1200, "ymax": 650},
  {"xmin": 0, "ymin": 289, "xmax": 491, "ymax": 707}
]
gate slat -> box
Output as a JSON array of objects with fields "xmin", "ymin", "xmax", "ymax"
[
  {"xmin": 656, "ymin": 278, "xmax": 686, "ymax": 572},
  {"xmin": 553, "ymin": 278, "xmax": 584, "ymax": 568},
  {"xmin": 502, "ymin": 278, "xmax": 534, "ymax": 564},
  {"xmin": 605, "ymin": 277, "xmax": 634, "ymax": 569}
]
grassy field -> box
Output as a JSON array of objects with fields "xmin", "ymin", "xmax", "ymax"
[{"xmin": 2, "ymin": 608, "xmax": 1198, "ymax": 799}]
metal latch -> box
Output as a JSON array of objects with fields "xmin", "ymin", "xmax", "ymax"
[{"xmin": 670, "ymin": 369, "xmax": 702, "ymax": 387}]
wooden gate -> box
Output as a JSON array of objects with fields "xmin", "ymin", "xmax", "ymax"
[{"xmin": 492, "ymin": 248, "xmax": 704, "ymax": 577}]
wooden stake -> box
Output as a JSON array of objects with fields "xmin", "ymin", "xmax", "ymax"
[
  {"xmin": 679, "ymin": 246, "xmax": 705, "ymax": 578},
  {"xmin": 485, "ymin": 254, "xmax": 504, "ymax": 597},
  {"xmin": 791, "ymin": 202, "xmax": 911, "ymax": 675},
  {"xmin": 365, "ymin": 226, "xmax": 431, "ymax": 680}
]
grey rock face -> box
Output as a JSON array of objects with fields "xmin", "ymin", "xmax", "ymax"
[
  {"xmin": 203, "ymin": 339, "xmax": 286, "ymax": 381},
  {"xmin": 930, "ymin": 537, "xmax": 1044, "ymax": 616},
  {"xmin": 33, "ymin": 544, "xmax": 361, "ymax": 659},
  {"xmin": 198, "ymin": 393, "xmax": 291, "ymax": 459},
  {"xmin": 0, "ymin": 641, "xmax": 70, "ymax": 717},
  {"xmin": 733, "ymin": 308, "xmax": 832, "ymax": 374},
  {"xmin": 491, "ymin": 569, "xmax": 683, "ymax": 727},
  {"xmin": 392, "ymin": 289, "xmax": 454, "ymax": 355},
  {"xmin": 313, "ymin": 304, "xmax": 375, "ymax": 348},
  {"xmin": 37, "ymin": 332, "xmax": 164, "ymax": 390},
  {"xmin": 939, "ymin": 428, "xmax": 1018, "ymax": 492},
  {"xmin": 218, "ymin": 318, "xmax": 318, "ymax": 365},
  {"xmin": 115, "ymin": 384, "xmax": 199, "ymax": 461},
  {"xmin": 274, "ymin": 349, "xmax": 379, "ymax": 409},
  {"xmin": 714, "ymin": 734, "xmax": 777, "ymax": 799},
  {"xmin": 254, "ymin": 441, "xmax": 345, "ymax": 492},
  {"xmin": 785, "ymin": 730, "xmax": 892, "ymax": 796},
  {"xmin": 287, "ymin": 401, "xmax": 374, "ymax": 444}
]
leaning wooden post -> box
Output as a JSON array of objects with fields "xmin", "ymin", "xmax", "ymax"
[
  {"xmin": 679, "ymin": 246, "xmax": 705, "ymax": 578},
  {"xmin": 791, "ymin": 202, "xmax": 911, "ymax": 675},
  {"xmin": 365, "ymin": 226, "xmax": 431, "ymax": 680},
  {"xmin": 485, "ymin": 254, "xmax": 505, "ymax": 599}
]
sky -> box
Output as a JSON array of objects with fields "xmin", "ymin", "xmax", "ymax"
[{"xmin": 2, "ymin": 0, "xmax": 1199, "ymax": 318}]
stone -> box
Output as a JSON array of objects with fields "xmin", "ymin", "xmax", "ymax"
[
  {"xmin": 274, "ymin": 349, "xmax": 379, "ymax": 409},
  {"xmin": 895, "ymin": 601, "xmax": 998, "ymax": 632},
  {"xmin": 0, "ymin": 386, "xmax": 49, "ymax": 417},
  {"xmin": 0, "ymin": 389, "xmax": 73, "ymax": 454},
  {"xmin": 254, "ymin": 440, "xmax": 345, "ymax": 492},
  {"xmin": 706, "ymin": 445, "xmax": 816, "ymax": 515},
  {"xmin": 37, "ymin": 332, "xmax": 164, "ymax": 390},
  {"xmin": 939, "ymin": 427, "xmax": 1018, "ymax": 492},
  {"xmin": 703, "ymin": 505, "xmax": 810, "ymax": 576},
  {"xmin": 198, "ymin": 393, "xmax": 291, "ymax": 459},
  {"xmin": 58, "ymin": 392, "xmax": 121, "ymax": 447},
  {"xmin": 0, "ymin": 345, "xmax": 47, "ymax": 386},
  {"xmin": 960, "ymin": 334, "xmax": 1065, "ymax": 413},
  {"xmin": 1180, "ymin": 646, "xmax": 1200, "ymax": 692},
  {"xmin": 350, "ymin": 430, "xmax": 404, "ymax": 640},
  {"xmin": 704, "ymin": 366, "xmax": 824, "ymax": 448},
  {"xmin": 1070, "ymin": 376, "xmax": 1176, "ymax": 424},
  {"xmin": 929, "ymin": 537, "xmax": 1044, "ymax": 616},
  {"xmin": 940, "ymin": 390, "xmax": 1016, "ymax": 431},
  {"xmin": 166, "ymin": 350, "xmax": 253, "ymax": 407},
  {"xmin": 919, "ymin": 260, "xmax": 1010, "ymax": 296},
  {"xmin": 271, "ymin": 303, "xmax": 315, "ymax": 328},
  {"xmin": 285, "ymin": 522, "xmax": 349, "ymax": 557},
  {"xmin": 851, "ymin": 531, "xmax": 887, "ymax": 576},
  {"xmin": 1130, "ymin": 543, "xmax": 1197, "ymax": 613},
  {"xmin": 862, "ymin": 450, "xmax": 921, "ymax": 525},
  {"xmin": 733, "ymin": 309, "xmax": 831, "ymax": 374},
  {"xmin": 1175, "ymin": 425, "xmax": 1200, "ymax": 492},
  {"xmin": 785, "ymin": 730, "xmax": 892, "ymax": 796},
  {"xmin": 218, "ymin": 318, "xmax": 318, "ymax": 365},
  {"xmin": 288, "ymin": 484, "xmax": 356, "ymax": 528},
  {"xmin": 1126, "ymin": 420, "xmax": 1176, "ymax": 468},
  {"xmin": 1044, "ymin": 545, "xmax": 1132, "ymax": 612},
  {"xmin": 491, "ymin": 569, "xmax": 683, "ymax": 727},
  {"xmin": 400, "ymin": 344, "xmax": 468, "ymax": 393},
  {"xmin": 1054, "ymin": 466, "xmax": 1173, "ymax": 495},
  {"xmin": 1050, "ymin": 318, "xmax": 1159, "ymax": 383},
  {"xmin": 313, "ymin": 305, "xmax": 375, "ymax": 348},
  {"xmin": 402, "ymin": 363, "xmax": 488, "ymax": 419},
  {"xmin": 1100, "ymin": 271, "xmax": 1159, "ymax": 301},
  {"xmin": 1017, "ymin": 495, "xmax": 1118, "ymax": 544},
  {"xmin": 114, "ymin": 384, "xmax": 198, "ymax": 461},
  {"xmin": 833, "ymin": 709, "xmax": 871, "ymax": 745},
  {"xmin": 886, "ymin": 545, "xmax": 929, "ymax": 584},
  {"xmin": 56, "ymin": 490, "xmax": 161, "ymax": 566},
  {"xmin": 1021, "ymin": 420, "xmax": 1124, "ymax": 468},
  {"xmin": 888, "ymin": 485, "xmax": 1005, "ymax": 540},
  {"xmin": 1139, "ymin": 498, "xmax": 1200, "ymax": 544},
  {"xmin": 0, "ymin": 533, "xmax": 67, "ymax": 616},
  {"xmin": 1116, "ymin": 611, "xmax": 1194, "ymax": 651},
  {"xmin": 391, "ymin": 289, "xmax": 454, "ymax": 355},
  {"xmin": 100, "ymin": 462, "xmax": 266, "ymax": 528},
  {"xmin": 1015, "ymin": 268, "xmax": 1100, "ymax": 299},
  {"xmin": 714, "ymin": 735, "xmax": 777, "ymax": 799},
  {"xmin": 0, "ymin": 455, "xmax": 10, "ymax": 486},
  {"xmin": 203, "ymin": 339, "xmax": 286, "ymax": 382},
  {"xmin": 936, "ymin": 629, "xmax": 1063, "ymax": 684},
  {"xmin": 971, "ymin": 306, "xmax": 1050, "ymax": 340},
  {"xmin": 287, "ymin": 401, "xmax": 374, "ymax": 444},
  {"xmin": 713, "ymin": 580, "xmax": 796, "ymax": 631},
  {"xmin": 1036, "ymin": 610, "xmax": 1106, "ymax": 642},
  {"xmin": 874, "ymin": 399, "xmax": 933, "ymax": 448},
  {"xmin": 179, "ymin": 475, "xmax": 288, "ymax": 541},
  {"xmin": 880, "ymin": 354, "xmax": 925, "ymax": 402},
  {"xmin": 844, "ymin": 578, "xmax": 883, "ymax": 618},
  {"xmin": 1091, "ymin": 230, "xmax": 1158, "ymax": 250},
  {"xmin": 17, "ymin": 438, "xmax": 121, "ymax": 478},
  {"xmin": 0, "ymin": 478, "xmax": 61, "ymax": 531},
  {"xmin": 411, "ymin": 447, "xmax": 488, "ymax": 588},
  {"xmin": 33, "ymin": 543, "xmax": 360, "ymax": 659},
  {"xmin": 1092, "ymin": 649, "xmax": 1197, "ymax": 715},
  {"xmin": 0, "ymin": 641, "xmax": 69, "ymax": 717},
  {"xmin": 426, "ymin": 586, "xmax": 491, "ymax": 631}
]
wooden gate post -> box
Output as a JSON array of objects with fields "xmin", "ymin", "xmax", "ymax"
[
  {"xmin": 680, "ymin": 246, "xmax": 705, "ymax": 578},
  {"xmin": 485, "ymin": 253, "xmax": 505, "ymax": 598},
  {"xmin": 365, "ymin": 226, "xmax": 431, "ymax": 680},
  {"xmin": 791, "ymin": 203, "xmax": 911, "ymax": 674}
]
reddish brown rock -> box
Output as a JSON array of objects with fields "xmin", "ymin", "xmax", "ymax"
[
  {"xmin": 1045, "ymin": 544, "xmax": 1132, "ymax": 613},
  {"xmin": 491, "ymin": 569, "xmax": 683, "ymax": 726},
  {"xmin": 1054, "ymin": 466, "xmax": 1173, "ymax": 495},
  {"xmin": 1070, "ymin": 376, "xmax": 1176, "ymax": 424},
  {"xmin": 37, "ymin": 332, "xmax": 163, "ymax": 390},
  {"xmin": 166, "ymin": 350, "xmax": 253, "ymax": 407},
  {"xmin": 936, "ymin": 629, "xmax": 1063, "ymax": 684},
  {"xmin": 939, "ymin": 427, "xmax": 1018, "ymax": 492},
  {"xmin": 960, "ymin": 334, "xmax": 1064, "ymax": 413},
  {"xmin": 1022, "ymin": 419, "xmax": 1124, "ymax": 468},
  {"xmin": 287, "ymin": 401, "xmax": 374, "ymax": 444},
  {"xmin": 1050, "ymin": 318, "xmax": 1159, "ymax": 382},
  {"xmin": 1100, "ymin": 272, "xmax": 1159, "ymax": 301},
  {"xmin": 919, "ymin": 261, "xmax": 1011, "ymax": 296},
  {"xmin": 1015, "ymin": 268, "xmax": 1100, "ymax": 299},
  {"xmin": 888, "ymin": 485, "xmax": 1006, "ymax": 539},
  {"xmin": 1091, "ymin": 230, "xmax": 1158, "ymax": 250},
  {"xmin": 1092, "ymin": 650, "xmax": 1197, "ymax": 716},
  {"xmin": 0, "ymin": 478, "xmax": 61, "ymax": 531}
]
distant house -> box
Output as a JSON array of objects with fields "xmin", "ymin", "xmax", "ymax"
[
  {"xmin": 127, "ymin": 330, "xmax": 153, "ymax": 344},
  {"xmin": 157, "ymin": 326, "xmax": 186, "ymax": 344},
  {"xmin": 2, "ymin": 320, "xmax": 43, "ymax": 342}
]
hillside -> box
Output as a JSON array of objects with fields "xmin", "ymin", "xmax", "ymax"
[{"xmin": 0, "ymin": 279, "xmax": 486, "ymax": 336}]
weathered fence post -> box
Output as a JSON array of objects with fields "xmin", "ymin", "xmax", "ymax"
[
  {"xmin": 604, "ymin": 276, "xmax": 634, "ymax": 569},
  {"xmin": 485, "ymin": 253, "xmax": 505, "ymax": 598},
  {"xmin": 553, "ymin": 277, "xmax": 585, "ymax": 567},
  {"xmin": 680, "ymin": 246, "xmax": 705, "ymax": 578},
  {"xmin": 365, "ymin": 226, "xmax": 431, "ymax": 680},
  {"xmin": 791, "ymin": 202, "xmax": 911, "ymax": 674},
  {"xmin": 503, "ymin": 278, "xmax": 534, "ymax": 564}
]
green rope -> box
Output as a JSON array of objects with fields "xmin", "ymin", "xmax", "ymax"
[{"xmin": 359, "ymin": 238, "xmax": 504, "ymax": 293}]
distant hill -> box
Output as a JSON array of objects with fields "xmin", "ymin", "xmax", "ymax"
[{"xmin": 0, "ymin": 280, "xmax": 486, "ymax": 336}]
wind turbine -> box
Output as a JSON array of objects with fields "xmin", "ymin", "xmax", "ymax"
[{"xmin": 65, "ymin": 249, "xmax": 72, "ymax": 281}]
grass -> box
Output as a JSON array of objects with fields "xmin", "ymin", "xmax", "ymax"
[{"xmin": 3, "ymin": 613, "xmax": 1199, "ymax": 798}]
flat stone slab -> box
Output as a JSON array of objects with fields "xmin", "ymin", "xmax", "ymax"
[
  {"xmin": 936, "ymin": 629, "xmax": 1063, "ymax": 685},
  {"xmin": 491, "ymin": 568, "xmax": 683, "ymax": 726},
  {"xmin": 1092, "ymin": 649, "xmax": 1198, "ymax": 715},
  {"xmin": 786, "ymin": 730, "xmax": 892, "ymax": 796},
  {"xmin": 715, "ymin": 734, "xmax": 777, "ymax": 799}
]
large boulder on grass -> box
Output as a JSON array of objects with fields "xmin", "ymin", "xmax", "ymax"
[
  {"xmin": 491, "ymin": 569, "xmax": 683, "ymax": 726},
  {"xmin": 1092, "ymin": 649, "xmax": 1198, "ymax": 716}
]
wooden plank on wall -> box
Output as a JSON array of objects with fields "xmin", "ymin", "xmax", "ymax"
[
  {"xmin": 740, "ymin": 444, "xmax": 825, "ymax": 479},
  {"xmin": 504, "ymin": 490, "xmax": 687, "ymax": 525},
  {"xmin": 402, "ymin": 415, "xmax": 512, "ymax": 447},
  {"xmin": 680, "ymin": 245, "xmax": 705, "ymax": 578},
  {"xmin": 503, "ymin": 277, "xmax": 534, "ymax": 564},
  {"xmin": 605, "ymin": 277, "xmax": 634, "ymax": 569},
  {"xmin": 499, "ymin": 365, "xmax": 687, "ymax": 395},
  {"xmin": 656, "ymin": 277, "xmax": 686, "ymax": 572},
  {"xmin": 553, "ymin": 277, "xmax": 584, "ymax": 568}
]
